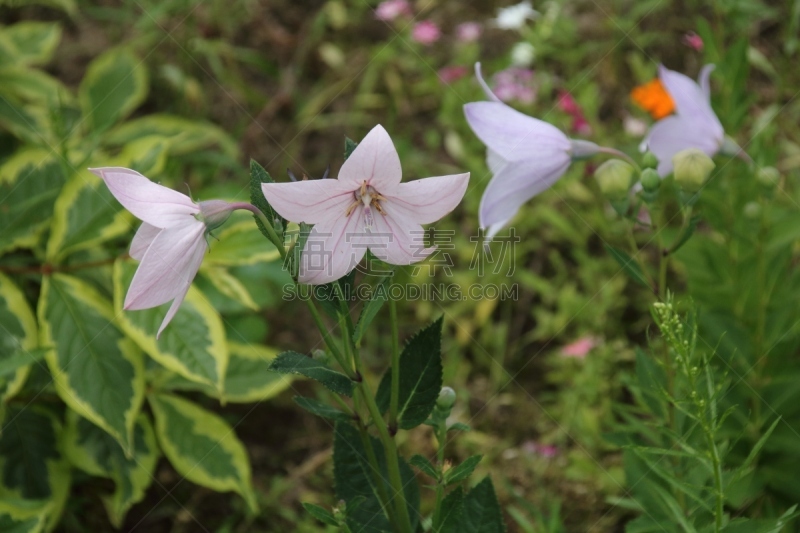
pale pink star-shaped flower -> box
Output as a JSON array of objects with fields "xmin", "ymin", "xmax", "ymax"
[
  {"xmin": 90, "ymin": 167, "xmax": 251, "ymax": 337},
  {"xmin": 261, "ymin": 125, "xmax": 469, "ymax": 285},
  {"xmin": 411, "ymin": 20, "xmax": 441, "ymax": 45}
]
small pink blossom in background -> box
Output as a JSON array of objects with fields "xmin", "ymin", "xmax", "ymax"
[
  {"xmin": 557, "ymin": 90, "xmax": 591, "ymax": 135},
  {"xmin": 411, "ymin": 20, "xmax": 441, "ymax": 45},
  {"xmin": 561, "ymin": 336, "xmax": 597, "ymax": 358},
  {"xmin": 492, "ymin": 67, "xmax": 536, "ymax": 104},
  {"xmin": 522, "ymin": 441, "xmax": 559, "ymax": 458},
  {"xmin": 456, "ymin": 22, "xmax": 482, "ymax": 42},
  {"xmin": 682, "ymin": 31, "xmax": 704, "ymax": 51},
  {"xmin": 438, "ymin": 65, "xmax": 469, "ymax": 84},
  {"xmin": 375, "ymin": 0, "xmax": 411, "ymax": 21},
  {"xmin": 572, "ymin": 115, "xmax": 592, "ymax": 136}
]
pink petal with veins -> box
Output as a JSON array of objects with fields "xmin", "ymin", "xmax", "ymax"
[
  {"xmin": 261, "ymin": 179, "xmax": 353, "ymax": 225},
  {"xmin": 386, "ymin": 173, "xmax": 469, "ymax": 225},
  {"xmin": 338, "ymin": 125, "xmax": 402, "ymax": 189}
]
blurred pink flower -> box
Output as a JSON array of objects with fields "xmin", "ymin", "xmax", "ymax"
[
  {"xmin": 492, "ymin": 67, "xmax": 536, "ymax": 104},
  {"xmin": 411, "ymin": 20, "xmax": 441, "ymax": 45},
  {"xmin": 572, "ymin": 115, "xmax": 592, "ymax": 136},
  {"xmin": 438, "ymin": 65, "xmax": 469, "ymax": 84},
  {"xmin": 557, "ymin": 90, "xmax": 592, "ymax": 135},
  {"xmin": 682, "ymin": 31, "xmax": 704, "ymax": 51},
  {"xmin": 561, "ymin": 336, "xmax": 597, "ymax": 358},
  {"xmin": 375, "ymin": 0, "xmax": 412, "ymax": 21},
  {"xmin": 456, "ymin": 22, "xmax": 482, "ymax": 42},
  {"xmin": 522, "ymin": 441, "xmax": 559, "ymax": 458}
]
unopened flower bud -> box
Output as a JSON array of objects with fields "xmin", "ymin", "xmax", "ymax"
[
  {"xmin": 198, "ymin": 200, "xmax": 236, "ymax": 231},
  {"xmin": 436, "ymin": 387, "xmax": 456, "ymax": 410},
  {"xmin": 640, "ymin": 168, "xmax": 660, "ymax": 193},
  {"xmin": 510, "ymin": 42, "xmax": 535, "ymax": 67},
  {"xmin": 595, "ymin": 159, "xmax": 635, "ymax": 200},
  {"xmin": 743, "ymin": 201, "xmax": 761, "ymax": 219},
  {"xmin": 672, "ymin": 148, "xmax": 715, "ymax": 193},
  {"xmin": 642, "ymin": 152, "xmax": 658, "ymax": 169},
  {"xmin": 757, "ymin": 166, "xmax": 780, "ymax": 188}
]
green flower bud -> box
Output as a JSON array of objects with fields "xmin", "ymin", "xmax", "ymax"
[
  {"xmin": 640, "ymin": 168, "xmax": 660, "ymax": 193},
  {"xmin": 642, "ymin": 152, "xmax": 659, "ymax": 169},
  {"xmin": 595, "ymin": 159, "xmax": 635, "ymax": 200},
  {"xmin": 672, "ymin": 148, "xmax": 715, "ymax": 193},
  {"xmin": 756, "ymin": 166, "xmax": 780, "ymax": 188},
  {"xmin": 198, "ymin": 200, "xmax": 236, "ymax": 232},
  {"xmin": 743, "ymin": 201, "xmax": 761, "ymax": 219},
  {"xmin": 436, "ymin": 387, "xmax": 456, "ymax": 410}
]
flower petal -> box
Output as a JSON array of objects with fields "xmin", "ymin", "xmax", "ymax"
[
  {"xmin": 130, "ymin": 223, "xmax": 161, "ymax": 260},
  {"xmin": 156, "ymin": 248, "xmax": 204, "ymax": 339},
  {"xmin": 658, "ymin": 65, "xmax": 723, "ymax": 141},
  {"xmin": 89, "ymin": 167, "xmax": 198, "ymax": 227},
  {"xmin": 298, "ymin": 207, "xmax": 368, "ymax": 285},
  {"xmin": 697, "ymin": 64, "xmax": 715, "ymax": 101},
  {"xmin": 479, "ymin": 154, "xmax": 571, "ymax": 230},
  {"xmin": 385, "ymin": 172, "xmax": 469, "ymax": 225},
  {"xmin": 643, "ymin": 115, "xmax": 721, "ymax": 176},
  {"xmin": 338, "ymin": 125, "xmax": 402, "ymax": 190},
  {"xmin": 464, "ymin": 101, "xmax": 570, "ymax": 162},
  {"xmin": 124, "ymin": 220, "xmax": 207, "ymax": 310},
  {"xmin": 261, "ymin": 179, "xmax": 353, "ymax": 225},
  {"xmin": 368, "ymin": 205, "xmax": 434, "ymax": 265}
]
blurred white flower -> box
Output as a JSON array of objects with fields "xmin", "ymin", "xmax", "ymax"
[
  {"xmin": 623, "ymin": 115, "xmax": 647, "ymax": 137},
  {"xmin": 493, "ymin": 1, "xmax": 539, "ymax": 30},
  {"xmin": 510, "ymin": 42, "xmax": 536, "ymax": 66}
]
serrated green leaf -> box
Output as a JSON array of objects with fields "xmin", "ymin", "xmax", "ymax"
[
  {"xmin": 113, "ymin": 259, "xmax": 229, "ymax": 392},
  {"xmin": 0, "ymin": 273, "xmax": 38, "ymax": 402},
  {"xmin": 62, "ymin": 411, "xmax": 159, "ymax": 527},
  {"xmin": 79, "ymin": 47, "xmax": 148, "ymax": 133},
  {"xmin": 409, "ymin": 454, "xmax": 438, "ymax": 479},
  {"xmin": 104, "ymin": 114, "xmax": 238, "ymax": 158},
  {"xmin": 0, "ymin": 149, "xmax": 66, "ymax": 254},
  {"xmin": 203, "ymin": 221, "xmax": 280, "ymax": 267},
  {"xmin": 249, "ymin": 160, "xmax": 285, "ymax": 247},
  {"xmin": 376, "ymin": 317, "xmax": 444, "ymax": 429},
  {"xmin": 0, "ymin": 22, "xmax": 61, "ymax": 66},
  {"xmin": 294, "ymin": 396, "xmax": 352, "ymax": 422},
  {"xmin": 302, "ymin": 503, "xmax": 339, "ymax": 527},
  {"xmin": 149, "ymin": 393, "xmax": 256, "ymax": 512},
  {"xmin": 38, "ymin": 274, "xmax": 145, "ymax": 454},
  {"xmin": 333, "ymin": 422, "xmax": 420, "ymax": 533},
  {"xmin": 45, "ymin": 170, "xmax": 129, "ymax": 261},
  {"xmin": 444, "ymin": 455, "xmax": 482, "ymax": 486},
  {"xmin": 457, "ymin": 477, "xmax": 506, "ymax": 533},
  {"xmin": 352, "ymin": 276, "xmax": 390, "ymax": 344},
  {"xmin": 270, "ymin": 351, "xmax": 353, "ymax": 397},
  {"xmin": 344, "ymin": 137, "xmax": 358, "ymax": 160},
  {"xmin": 604, "ymin": 244, "xmax": 650, "ymax": 288},
  {"xmin": 436, "ymin": 486, "xmax": 465, "ymax": 533}
]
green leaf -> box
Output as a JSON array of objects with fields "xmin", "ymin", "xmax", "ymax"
[
  {"xmin": 118, "ymin": 135, "xmax": 171, "ymax": 176},
  {"xmin": 376, "ymin": 317, "xmax": 444, "ymax": 429},
  {"xmin": 604, "ymin": 244, "xmax": 650, "ymax": 288},
  {"xmin": 288, "ymin": 222, "xmax": 311, "ymax": 280},
  {"xmin": 104, "ymin": 114, "xmax": 238, "ymax": 158},
  {"xmin": 444, "ymin": 455, "xmax": 482, "ymax": 486},
  {"xmin": 448, "ymin": 422, "xmax": 471, "ymax": 433},
  {"xmin": 294, "ymin": 396, "xmax": 352, "ymax": 422},
  {"xmin": 457, "ymin": 477, "xmax": 506, "ymax": 533},
  {"xmin": 249, "ymin": 159, "xmax": 285, "ymax": 246},
  {"xmin": 436, "ymin": 486, "xmax": 465, "ymax": 533},
  {"xmin": 344, "ymin": 137, "xmax": 358, "ymax": 160},
  {"xmin": 149, "ymin": 393, "xmax": 257, "ymax": 511},
  {"xmin": 114, "ymin": 259, "xmax": 229, "ymax": 393},
  {"xmin": 38, "ymin": 274, "xmax": 145, "ymax": 454},
  {"xmin": 352, "ymin": 276, "xmax": 390, "ymax": 344},
  {"xmin": 200, "ymin": 267, "xmax": 259, "ymax": 310},
  {"xmin": 0, "ymin": 22, "xmax": 61, "ymax": 66},
  {"xmin": 79, "ymin": 47, "xmax": 148, "ymax": 133},
  {"xmin": 62, "ymin": 411, "xmax": 159, "ymax": 527},
  {"xmin": 333, "ymin": 422, "xmax": 420, "ymax": 533},
  {"xmin": 0, "ymin": 273, "xmax": 38, "ymax": 402},
  {"xmin": 667, "ymin": 215, "xmax": 700, "ymax": 255},
  {"xmin": 0, "ymin": 91, "xmax": 50, "ymax": 143},
  {"xmin": 45, "ymin": 170, "xmax": 130, "ymax": 261},
  {"xmin": 0, "ymin": 0, "xmax": 75, "ymax": 15},
  {"xmin": 158, "ymin": 342, "xmax": 292, "ymax": 404},
  {"xmin": 0, "ymin": 405, "xmax": 72, "ymax": 532},
  {"xmin": 270, "ymin": 351, "xmax": 353, "ymax": 397},
  {"xmin": 409, "ymin": 454, "xmax": 438, "ymax": 479},
  {"xmin": 0, "ymin": 149, "xmax": 66, "ymax": 255},
  {"xmin": 204, "ymin": 221, "xmax": 280, "ymax": 267},
  {"xmin": 302, "ymin": 503, "xmax": 339, "ymax": 527},
  {"xmin": 0, "ymin": 65, "xmax": 72, "ymax": 106}
]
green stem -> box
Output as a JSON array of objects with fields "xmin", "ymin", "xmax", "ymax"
[
  {"xmin": 304, "ymin": 298, "xmax": 352, "ymax": 378},
  {"xmin": 389, "ymin": 299, "xmax": 400, "ymax": 429},
  {"xmin": 431, "ymin": 419, "xmax": 447, "ymax": 529},
  {"xmin": 354, "ymin": 390, "xmax": 396, "ymax": 525}
]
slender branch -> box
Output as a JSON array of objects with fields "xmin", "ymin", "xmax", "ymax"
[{"xmin": 388, "ymin": 298, "xmax": 400, "ymax": 430}]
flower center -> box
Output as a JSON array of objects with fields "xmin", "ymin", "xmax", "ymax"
[{"xmin": 345, "ymin": 181, "xmax": 387, "ymax": 229}]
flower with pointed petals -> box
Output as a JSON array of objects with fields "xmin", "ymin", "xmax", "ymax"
[
  {"xmin": 636, "ymin": 65, "xmax": 748, "ymax": 176},
  {"xmin": 90, "ymin": 167, "xmax": 251, "ymax": 338},
  {"xmin": 261, "ymin": 125, "xmax": 469, "ymax": 285},
  {"xmin": 464, "ymin": 63, "xmax": 623, "ymax": 237}
]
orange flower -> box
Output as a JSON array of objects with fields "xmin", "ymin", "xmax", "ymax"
[{"xmin": 631, "ymin": 79, "xmax": 675, "ymax": 120}]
